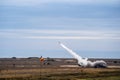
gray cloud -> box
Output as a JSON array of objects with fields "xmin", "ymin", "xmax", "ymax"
[{"xmin": 0, "ymin": 29, "xmax": 120, "ymax": 40}]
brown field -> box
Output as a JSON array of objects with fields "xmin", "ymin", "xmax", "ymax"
[{"xmin": 0, "ymin": 67, "xmax": 120, "ymax": 80}]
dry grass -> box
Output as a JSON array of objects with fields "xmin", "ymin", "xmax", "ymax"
[{"xmin": 0, "ymin": 67, "xmax": 120, "ymax": 80}]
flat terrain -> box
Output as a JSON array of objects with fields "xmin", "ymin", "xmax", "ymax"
[{"xmin": 0, "ymin": 67, "xmax": 120, "ymax": 80}]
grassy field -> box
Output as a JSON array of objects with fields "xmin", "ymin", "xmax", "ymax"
[{"xmin": 0, "ymin": 67, "xmax": 120, "ymax": 80}]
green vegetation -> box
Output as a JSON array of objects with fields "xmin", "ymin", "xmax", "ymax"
[{"xmin": 0, "ymin": 68, "xmax": 120, "ymax": 80}]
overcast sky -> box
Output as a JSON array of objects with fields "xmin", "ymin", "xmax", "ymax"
[{"xmin": 0, "ymin": 0, "xmax": 120, "ymax": 58}]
